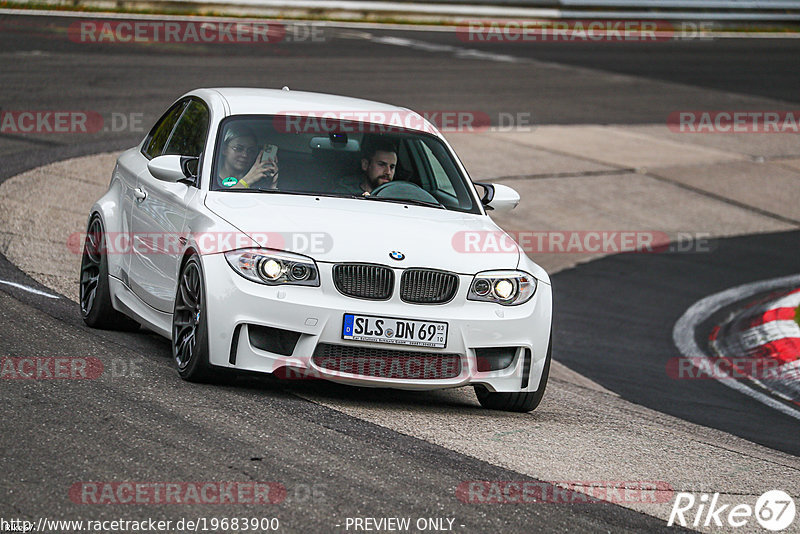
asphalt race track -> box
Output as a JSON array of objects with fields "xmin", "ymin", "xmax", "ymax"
[
  {"xmin": 1, "ymin": 12, "xmax": 799, "ymax": 532},
  {"xmin": 554, "ymin": 229, "xmax": 800, "ymax": 456}
]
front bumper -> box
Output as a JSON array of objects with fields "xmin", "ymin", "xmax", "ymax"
[{"xmin": 202, "ymin": 253, "xmax": 552, "ymax": 392}]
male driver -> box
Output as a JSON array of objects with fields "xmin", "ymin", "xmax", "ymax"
[{"xmin": 335, "ymin": 138, "xmax": 397, "ymax": 196}]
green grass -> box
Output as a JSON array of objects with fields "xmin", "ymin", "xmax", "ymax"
[{"xmin": 795, "ymin": 305, "xmax": 800, "ymax": 327}]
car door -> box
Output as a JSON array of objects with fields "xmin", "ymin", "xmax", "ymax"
[
  {"xmin": 107, "ymin": 152, "xmax": 143, "ymax": 285},
  {"xmin": 129, "ymin": 98, "xmax": 209, "ymax": 312},
  {"xmin": 110, "ymin": 99, "xmax": 185, "ymax": 286}
]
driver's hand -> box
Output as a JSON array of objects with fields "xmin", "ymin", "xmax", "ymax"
[
  {"xmin": 243, "ymin": 159, "xmax": 276, "ymax": 187},
  {"xmin": 263, "ymin": 160, "xmax": 279, "ymax": 189}
]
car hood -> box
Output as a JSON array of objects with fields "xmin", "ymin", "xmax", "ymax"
[{"xmin": 204, "ymin": 192, "xmax": 529, "ymax": 276}]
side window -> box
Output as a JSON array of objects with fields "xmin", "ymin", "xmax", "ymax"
[
  {"xmin": 394, "ymin": 139, "xmax": 415, "ymax": 182},
  {"xmin": 420, "ymin": 142, "xmax": 455, "ymax": 195},
  {"xmin": 164, "ymin": 100, "xmax": 210, "ymax": 157},
  {"xmin": 142, "ymin": 100, "xmax": 187, "ymax": 159}
]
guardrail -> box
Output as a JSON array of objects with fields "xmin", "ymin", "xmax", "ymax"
[
  {"xmin": 329, "ymin": 0, "xmax": 800, "ymax": 20},
  {"xmin": 256, "ymin": 0, "xmax": 798, "ymax": 20},
  {"xmin": 8, "ymin": 0, "xmax": 800, "ymax": 21},
  {"xmin": 182, "ymin": 0, "xmax": 800, "ymax": 20},
  {"xmin": 428, "ymin": 0, "xmax": 800, "ymax": 6},
  {"xmin": 559, "ymin": 0, "xmax": 800, "ymax": 7}
]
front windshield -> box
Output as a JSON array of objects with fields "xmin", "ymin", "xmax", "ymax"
[{"xmin": 211, "ymin": 115, "xmax": 479, "ymax": 213}]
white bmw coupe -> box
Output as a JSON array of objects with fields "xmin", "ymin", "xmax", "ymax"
[{"xmin": 80, "ymin": 88, "xmax": 553, "ymax": 412}]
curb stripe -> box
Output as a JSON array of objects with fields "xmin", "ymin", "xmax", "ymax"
[
  {"xmin": 752, "ymin": 338, "xmax": 800, "ymax": 364},
  {"xmin": 672, "ymin": 274, "xmax": 800, "ymax": 421},
  {"xmin": 743, "ymin": 307, "xmax": 798, "ymax": 328},
  {"xmin": 738, "ymin": 320, "xmax": 800, "ymax": 350}
]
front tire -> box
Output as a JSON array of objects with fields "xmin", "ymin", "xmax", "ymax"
[
  {"xmin": 475, "ymin": 335, "xmax": 552, "ymax": 412},
  {"xmin": 79, "ymin": 215, "xmax": 139, "ymax": 331},
  {"xmin": 172, "ymin": 253, "xmax": 212, "ymax": 382}
]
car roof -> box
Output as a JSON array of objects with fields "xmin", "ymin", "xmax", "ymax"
[{"xmin": 189, "ymin": 87, "xmax": 440, "ymax": 135}]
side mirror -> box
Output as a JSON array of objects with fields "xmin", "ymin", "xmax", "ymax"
[
  {"xmin": 147, "ymin": 155, "xmax": 198, "ymax": 184},
  {"xmin": 474, "ymin": 182, "xmax": 520, "ymax": 213}
]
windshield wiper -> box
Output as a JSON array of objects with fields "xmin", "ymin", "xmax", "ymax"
[
  {"xmin": 222, "ymin": 189, "xmax": 316, "ymax": 197},
  {"xmin": 360, "ymin": 196, "xmax": 445, "ymax": 209},
  {"xmin": 222, "ymin": 188, "xmax": 281, "ymax": 193}
]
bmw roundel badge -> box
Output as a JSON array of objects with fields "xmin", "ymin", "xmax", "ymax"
[{"xmin": 389, "ymin": 251, "xmax": 405, "ymax": 261}]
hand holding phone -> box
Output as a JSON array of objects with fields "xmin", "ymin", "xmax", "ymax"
[
  {"xmin": 261, "ymin": 144, "xmax": 278, "ymax": 165},
  {"xmin": 260, "ymin": 144, "xmax": 279, "ymax": 187}
]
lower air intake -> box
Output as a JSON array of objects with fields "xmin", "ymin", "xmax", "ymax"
[{"xmin": 312, "ymin": 343, "xmax": 461, "ymax": 379}]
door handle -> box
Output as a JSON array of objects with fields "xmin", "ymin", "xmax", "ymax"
[{"xmin": 133, "ymin": 187, "xmax": 147, "ymax": 202}]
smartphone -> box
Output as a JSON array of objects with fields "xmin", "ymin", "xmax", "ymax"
[{"xmin": 261, "ymin": 144, "xmax": 278, "ymax": 164}]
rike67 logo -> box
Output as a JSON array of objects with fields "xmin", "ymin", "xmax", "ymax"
[{"xmin": 668, "ymin": 490, "xmax": 796, "ymax": 531}]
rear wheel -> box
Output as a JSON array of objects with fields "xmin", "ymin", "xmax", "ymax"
[
  {"xmin": 475, "ymin": 335, "xmax": 552, "ymax": 412},
  {"xmin": 79, "ymin": 215, "xmax": 139, "ymax": 330},
  {"xmin": 172, "ymin": 254, "xmax": 212, "ymax": 382}
]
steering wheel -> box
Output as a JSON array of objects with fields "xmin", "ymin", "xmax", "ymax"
[{"xmin": 370, "ymin": 181, "xmax": 442, "ymax": 206}]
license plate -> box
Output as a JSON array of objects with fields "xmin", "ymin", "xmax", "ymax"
[{"xmin": 342, "ymin": 314, "xmax": 448, "ymax": 348}]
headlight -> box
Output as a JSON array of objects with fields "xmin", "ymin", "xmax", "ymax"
[
  {"xmin": 225, "ymin": 249, "xmax": 319, "ymax": 286},
  {"xmin": 467, "ymin": 270, "xmax": 536, "ymax": 305}
]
